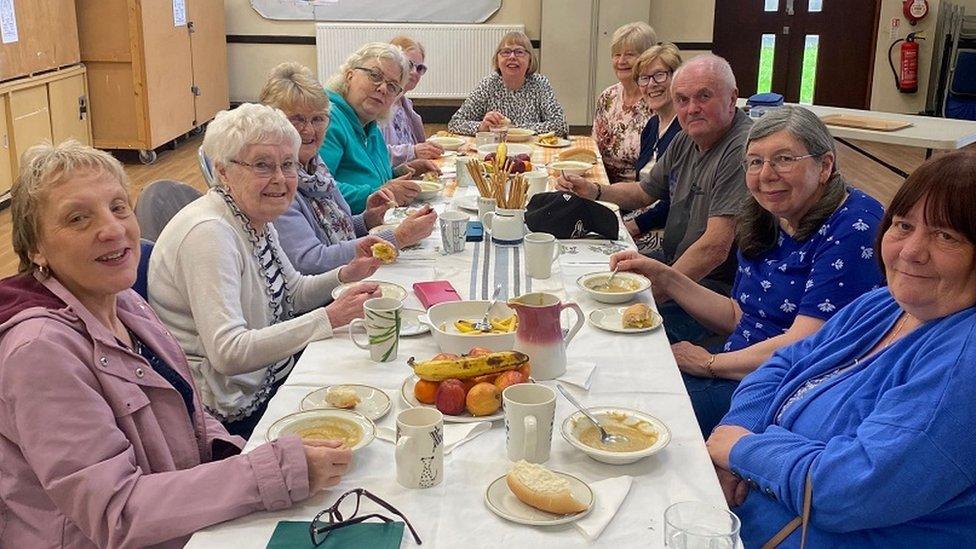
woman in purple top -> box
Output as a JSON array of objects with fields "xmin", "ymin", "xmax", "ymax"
[
  {"xmin": 612, "ymin": 106, "xmax": 883, "ymax": 435},
  {"xmin": 261, "ymin": 62, "xmax": 436, "ymax": 274},
  {"xmin": 380, "ymin": 36, "xmax": 445, "ymax": 165},
  {"xmin": 0, "ymin": 141, "xmax": 350, "ymax": 548}
]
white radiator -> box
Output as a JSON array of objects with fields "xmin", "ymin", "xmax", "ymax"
[{"xmin": 316, "ymin": 23, "xmax": 524, "ymax": 100}]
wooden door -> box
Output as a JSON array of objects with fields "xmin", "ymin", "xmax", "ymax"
[
  {"xmin": 187, "ymin": 0, "xmax": 229, "ymax": 126},
  {"xmin": 0, "ymin": 95, "xmax": 12, "ymax": 195},
  {"xmin": 49, "ymin": 72, "xmax": 91, "ymax": 146},
  {"xmin": 8, "ymin": 85, "xmax": 52, "ymax": 175},
  {"xmin": 714, "ymin": 0, "xmax": 881, "ymax": 109},
  {"xmin": 139, "ymin": 0, "xmax": 194, "ymax": 147}
]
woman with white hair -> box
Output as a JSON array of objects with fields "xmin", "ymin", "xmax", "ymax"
[
  {"xmin": 150, "ymin": 103, "xmax": 382, "ymax": 438},
  {"xmin": 592, "ymin": 22, "xmax": 656, "ymax": 182},
  {"xmin": 320, "ymin": 42, "xmax": 440, "ymax": 214}
]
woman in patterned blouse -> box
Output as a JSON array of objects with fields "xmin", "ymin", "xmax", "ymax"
[
  {"xmin": 448, "ymin": 31, "xmax": 568, "ymax": 137},
  {"xmin": 380, "ymin": 36, "xmax": 445, "ymax": 165},
  {"xmin": 591, "ymin": 22, "xmax": 656, "ymax": 182},
  {"xmin": 610, "ymin": 106, "xmax": 885, "ymax": 435}
]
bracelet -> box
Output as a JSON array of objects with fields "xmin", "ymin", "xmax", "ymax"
[
  {"xmin": 594, "ymin": 183, "xmax": 603, "ymax": 200},
  {"xmin": 704, "ymin": 354, "xmax": 718, "ymax": 379}
]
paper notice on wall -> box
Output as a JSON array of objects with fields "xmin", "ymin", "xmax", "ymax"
[
  {"xmin": 0, "ymin": 0, "xmax": 18, "ymax": 44},
  {"xmin": 173, "ymin": 0, "xmax": 187, "ymax": 27}
]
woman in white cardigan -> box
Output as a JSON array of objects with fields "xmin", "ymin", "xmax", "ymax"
[{"xmin": 149, "ymin": 104, "xmax": 382, "ymax": 438}]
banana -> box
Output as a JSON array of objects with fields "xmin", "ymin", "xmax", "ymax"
[
  {"xmin": 497, "ymin": 142, "xmax": 507, "ymax": 163},
  {"xmin": 408, "ymin": 350, "xmax": 528, "ymax": 381},
  {"xmin": 490, "ymin": 315, "xmax": 517, "ymax": 332},
  {"xmin": 454, "ymin": 320, "xmax": 479, "ymax": 333}
]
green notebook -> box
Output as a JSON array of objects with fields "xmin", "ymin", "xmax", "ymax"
[{"xmin": 266, "ymin": 520, "xmax": 405, "ymax": 549}]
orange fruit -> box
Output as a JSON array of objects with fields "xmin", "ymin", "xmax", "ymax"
[
  {"xmin": 414, "ymin": 379, "xmax": 439, "ymax": 404},
  {"xmin": 465, "ymin": 382, "xmax": 501, "ymax": 416}
]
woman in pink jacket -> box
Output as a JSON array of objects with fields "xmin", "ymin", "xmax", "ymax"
[{"xmin": 0, "ymin": 141, "xmax": 351, "ymax": 548}]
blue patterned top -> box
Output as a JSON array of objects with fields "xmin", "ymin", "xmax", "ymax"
[{"xmin": 724, "ymin": 188, "xmax": 884, "ymax": 352}]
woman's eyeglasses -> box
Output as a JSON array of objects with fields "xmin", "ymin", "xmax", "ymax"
[
  {"xmin": 309, "ymin": 488, "xmax": 422, "ymax": 546},
  {"xmin": 498, "ymin": 48, "xmax": 528, "ymax": 58},
  {"xmin": 353, "ymin": 67, "xmax": 404, "ymax": 96},
  {"xmin": 742, "ymin": 153, "xmax": 818, "ymax": 174},
  {"xmin": 229, "ymin": 158, "xmax": 299, "ymax": 178},
  {"xmin": 409, "ymin": 61, "xmax": 428, "ymax": 75},
  {"xmin": 637, "ymin": 71, "xmax": 671, "ymax": 87},
  {"xmin": 288, "ymin": 114, "xmax": 329, "ymax": 130}
]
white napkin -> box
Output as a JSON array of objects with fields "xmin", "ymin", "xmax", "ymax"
[
  {"xmin": 557, "ymin": 361, "xmax": 597, "ymax": 390},
  {"xmin": 376, "ymin": 421, "xmax": 491, "ymax": 455},
  {"xmin": 574, "ymin": 475, "xmax": 634, "ymax": 540}
]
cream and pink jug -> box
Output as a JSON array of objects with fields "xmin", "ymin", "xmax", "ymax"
[{"xmin": 507, "ymin": 292, "xmax": 584, "ymax": 380}]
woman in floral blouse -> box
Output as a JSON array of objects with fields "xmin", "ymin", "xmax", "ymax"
[
  {"xmin": 591, "ymin": 22, "xmax": 657, "ymax": 182},
  {"xmin": 448, "ymin": 31, "xmax": 568, "ymax": 137},
  {"xmin": 380, "ymin": 36, "xmax": 444, "ymax": 165},
  {"xmin": 611, "ymin": 106, "xmax": 885, "ymax": 436}
]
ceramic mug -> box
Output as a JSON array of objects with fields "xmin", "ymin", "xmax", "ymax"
[
  {"xmin": 524, "ymin": 170, "xmax": 549, "ymax": 199},
  {"xmin": 503, "ymin": 384, "xmax": 556, "ymax": 463},
  {"xmin": 439, "ymin": 210, "xmax": 468, "ymax": 254},
  {"xmin": 349, "ymin": 297, "xmax": 401, "ymax": 362},
  {"xmin": 524, "ymin": 232, "xmax": 560, "ymax": 279},
  {"xmin": 456, "ymin": 156, "xmax": 477, "ymax": 188},
  {"xmin": 481, "ymin": 207, "xmax": 526, "ymax": 245},
  {"xmin": 395, "ymin": 407, "xmax": 444, "ymax": 489}
]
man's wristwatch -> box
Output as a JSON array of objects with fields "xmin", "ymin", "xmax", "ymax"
[{"xmin": 594, "ymin": 183, "xmax": 602, "ymax": 200}]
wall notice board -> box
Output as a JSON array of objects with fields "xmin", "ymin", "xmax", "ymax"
[{"xmin": 251, "ymin": 0, "xmax": 500, "ymax": 23}]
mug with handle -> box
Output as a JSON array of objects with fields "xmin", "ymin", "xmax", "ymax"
[
  {"xmin": 349, "ymin": 297, "xmax": 402, "ymax": 362},
  {"xmin": 524, "ymin": 232, "xmax": 560, "ymax": 279},
  {"xmin": 503, "ymin": 383, "xmax": 556, "ymax": 463},
  {"xmin": 395, "ymin": 407, "xmax": 444, "ymax": 489}
]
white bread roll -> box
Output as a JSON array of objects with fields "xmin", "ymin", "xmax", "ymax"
[
  {"xmin": 622, "ymin": 303, "xmax": 653, "ymax": 329},
  {"xmin": 557, "ymin": 147, "xmax": 597, "ymax": 164},
  {"xmin": 506, "ymin": 460, "xmax": 589, "ymax": 514}
]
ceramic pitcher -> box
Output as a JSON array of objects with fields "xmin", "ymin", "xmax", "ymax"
[{"xmin": 508, "ymin": 292, "xmax": 584, "ymax": 380}]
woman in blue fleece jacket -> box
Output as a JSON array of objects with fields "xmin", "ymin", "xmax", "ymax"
[{"xmin": 707, "ymin": 150, "xmax": 976, "ymax": 547}]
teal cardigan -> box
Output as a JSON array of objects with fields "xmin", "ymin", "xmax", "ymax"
[{"xmin": 319, "ymin": 90, "xmax": 394, "ymax": 214}]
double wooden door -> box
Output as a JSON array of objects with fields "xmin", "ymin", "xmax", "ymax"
[{"xmin": 714, "ymin": 0, "xmax": 881, "ymax": 108}]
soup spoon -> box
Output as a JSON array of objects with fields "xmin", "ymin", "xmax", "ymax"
[
  {"xmin": 474, "ymin": 284, "xmax": 503, "ymax": 332},
  {"xmin": 592, "ymin": 265, "xmax": 619, "ymax": 292},
  {"xmin": 556, "ymin": 384, "xmax": 628, "ymax": 446}
]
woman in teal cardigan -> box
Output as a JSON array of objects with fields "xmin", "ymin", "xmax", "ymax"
[{"xmin": 320, "ymin": 42, "xmax": 439, "ymax": 214}]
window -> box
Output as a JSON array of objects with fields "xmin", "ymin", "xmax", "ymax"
[
  {"xmin": 800, "ymin": 35, "xmax": 820, "ymax": 104},
  {"xmin": 808, "ymin": 0, "xmax": 823, "ymax": 13},
  {"xmin": 765, "ymin": 0, "xmax": 780, "ymax": 11},
  {"xmin": 757, "ymin": 34, "xmax": 776, "ymax": 93}
]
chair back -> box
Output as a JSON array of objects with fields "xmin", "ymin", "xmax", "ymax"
[
  {"xmin": 135, "ymin": 179, "xmax": 202, "ymax": 242},
  {"xmin": 198, "ymin": 146, "xmax": 216, "ymax": 188},
  {"xmin": 133, "ymin": 239, "xmax": 154, "ymax": 300}
]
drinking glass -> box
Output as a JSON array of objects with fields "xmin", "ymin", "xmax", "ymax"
[{"xmin": 664, "ymin": 501, "xmax": 740, "ymax": 549}]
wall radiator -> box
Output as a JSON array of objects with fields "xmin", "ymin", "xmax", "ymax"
[{"xmin": 316, "ymin": 23, "xmax": 524, "ymax": 100}]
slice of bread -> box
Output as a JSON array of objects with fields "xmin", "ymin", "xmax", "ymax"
[
  {"xmin": 506, "ymin": 460, "xmax": 589, "ymax": 514},
  {"xmin": 557, "ymin": 147, "xmax": 597, "ymax": 164},
  {"xmin": 622, "ymin": 303, "xmax": 653, "ymax": 329}
]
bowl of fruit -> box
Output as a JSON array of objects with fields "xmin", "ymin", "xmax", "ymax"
[
  {"xmin": 420, "ymin": 300, "xmax": 519, "ymax": 355},
  {"xmin": 402, "ymin": 348, "xmax": 532, "ymax": 422}
]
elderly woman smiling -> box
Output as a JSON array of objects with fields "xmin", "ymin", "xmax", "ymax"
[
  {"xmin": 320, "ymin": 42, "xmax": 440, "ymax": 214},
  {"xmin": 0, "ymin": 141, "xmax": 351, "ymax": 548},
  {"xmin": 260, "ymin": 62, "xmax": 435, "ymax": 274},
  {"xmin": 709, "ymin": 150, "xmax": 976, "ymax": 546},
  {"xmin": 448, "ymin": 31, "xmax": 569, "ymax": 137},
  {"xmin": 150, "ymin": 104, "xmax": 381, "ymax": 438},
  {"xmin": 612, "ymin": 106, "xmax": 883, "ymax": 435}
]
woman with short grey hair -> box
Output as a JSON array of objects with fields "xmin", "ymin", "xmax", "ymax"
[
  {"xmin": 320, "ymin": 42, "xmax": 440, "ymax": 214},
  {"xmin": 150, "ymin": 103, "xmax": 383, "ymax": 437},
  {"xmin": 611, "ymin": 105, "xmax": 886, "ymax": 435}
]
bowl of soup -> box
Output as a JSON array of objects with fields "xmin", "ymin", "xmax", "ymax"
[
  {"xmin": 576, "ymin": 271, "xmax": 651, "ymax": 304},
  {"xmin": 413, "ymin": 180, "xmax": 444, "ymax": 201},
  {"xmin": 561, "ymin": 407, "xmax": 670, "ymax": 464},
  {"xmin": 428, "ymin": 136, "xmax": 466, "ymax": 151},
  {"xmin": 267, "ymin": 409, "xmax": 375, "ymax": 451}
]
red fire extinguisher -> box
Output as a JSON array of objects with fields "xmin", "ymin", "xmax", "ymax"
[{"xmin": 889, "ymin": 32, "xmax": 924, "ymax": 93}]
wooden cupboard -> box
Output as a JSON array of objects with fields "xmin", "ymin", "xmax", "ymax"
[
  {"xmin": 0, "ymin": 65, "xmax": 92, "ymax": 197},
  {"xmin": 0, "ymin": 0, "xmax": 81, "ymax": 83},
  {"xmin": 75, "ymin": 0, "xmax": 228, "ymax": 163}
]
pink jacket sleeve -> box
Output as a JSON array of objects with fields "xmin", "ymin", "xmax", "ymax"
[{"xmin": 0, "ymin": 329, "xmax": 310, "ymax": 549}]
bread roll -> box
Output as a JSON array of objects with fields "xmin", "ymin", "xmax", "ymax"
[
  {"xmin": 506, "ymin": 460, "xmax": 589, "ymax": 514},
  {"xmin": 371, "ymin": 241, "xmax": 397, "ymax": 264},
  {"xmin": 325, "ymin": 386, "xmax": 360, "ymax": 409},
  {"xmin": 557, "ymin": 147, "xmax": 597, "ymax": 164},
  {"xmin": 622, "ymin": 303, "xmax": 653, "ymax": 329}
]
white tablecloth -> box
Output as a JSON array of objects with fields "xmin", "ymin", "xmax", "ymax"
[{"xmin": 186, "ymin": 186, "xmax": 727, "ymax": 548}]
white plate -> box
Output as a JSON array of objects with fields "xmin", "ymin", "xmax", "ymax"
[
  {"xmin": 454, "ymin": 194, "xmax": 480, "ymax": 212},
  {"xmin": 400, "ymin": 375, "xmax": 504, "ymax": 423},
  {"xmin": 300, "ymin": 384, "xmax": 392, "ymax": 420},
  {"xmin": 400, "ymin": 308, "xmax": 430, "ymax": 337},
  {"xmin": 266, "ymin": 409, "xmax": 375, "ymax": 451},
  {"xmin": 535, "ymin": 137, "xmax": 571, "ymax": 148},
  {"xmin": 588, "ymin": 306, "xmax": 662, "ymax": 334},
  {"xmin": 440, "ymin": 150, "xmax": 458, "ymax": 158},
  {"xmin": 484, "ymin": 473, "xmax": 594, "ymax": 526},
  {"xmin": 332, "ymin": 281, "xmax": 407, "ymax": 301},
  {"xmin": 384, "ymin": 206, "xmax": 420, "ymax": 224},
  {"xmin": 368, "ymin": 223, "xmax": 399, "ymax": 236}
]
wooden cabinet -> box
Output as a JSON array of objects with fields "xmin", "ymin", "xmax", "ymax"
[
  {"xmin": 76, "ymin": 0, "xmax": 228, "ymax": 162},
  {"xmin": 0, "ymin": 66, "xmax": 91, "ymax": 196},
  {"xmin": 0, "ymin": 0, "xmax": 80, "ymax": 82}
]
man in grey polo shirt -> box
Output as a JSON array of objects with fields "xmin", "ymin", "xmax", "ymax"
[{"xmin": 557, "ymin": 54, "xmax": 751, "ymax": 341}]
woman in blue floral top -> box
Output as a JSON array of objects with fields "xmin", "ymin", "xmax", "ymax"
[{"xmin": 611, "ymin": 106, "xmax": 884, "ymax": 435}]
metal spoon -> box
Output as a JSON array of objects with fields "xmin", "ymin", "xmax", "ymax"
[
  {"xmin": 474, "ymin": 284, "xmax": 502, "ymax": 332},
  {"xmin": 593, "ymin": 265, "xmax": 619, "ymax": 292},
  {"xmin": 556, "ymin": 384, "xmax": 628, "ymax": 446}
]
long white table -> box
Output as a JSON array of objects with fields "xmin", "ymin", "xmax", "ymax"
[{"xmin": 186, "ymin": 171, "xmax": 726, "ymax": 548}]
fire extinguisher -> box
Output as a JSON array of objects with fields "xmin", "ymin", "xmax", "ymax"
[{"xmin": 889, "ymin": 32, "xmax": 924, "ymax": 93}]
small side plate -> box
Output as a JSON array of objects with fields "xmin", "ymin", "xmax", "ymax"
[
  {"xmin": 454, "ymin": 194, "xmax": 479, "ymax": 212},
  {"xmin": 588, "ymin": 306, "xmax": 663, "ymax": 334},
  {"xmin": 300, "ymin": 384, "xmax": 392, "ymax": 421},
  {"xmin": 400, "ymin": 308, "xmax": 431, "ymax": 337},
  {"xmin": 332, "ymin": 281, "xmax": 407, "ymax": 302},
  {"xmin": 535, "ymin": 137, "xmax": 572, "ymax": 148},
  {"xmin": 484, "ymin": 473, "xmax": 594, "ymax": 526}
]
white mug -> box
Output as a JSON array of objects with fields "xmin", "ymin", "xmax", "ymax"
[
  {"xmin": 524, "ymin": 171, "xmax": 549, "ymax": 199},
  {"xmin": 524, "ymin": 232, "xmax": 560, "ymax": 279},
  {"xmin": 349, "ymin": 297, "xmax": 401, "ymax": 362},
  {"xmin": 395, "ymin": 408, "xmax": 444, "ymax": 489},
  {"xmin": 456, "ymin": 156, "xmax": 477, "ymax": 188},
  {"xmin": 482, "ymin": 207, "xmax": 526, "ymax": 245},
  {"xmin": 439, "ymin": 210, "xmax": 468, "ymax": 254},
  {"xmin": 503, "ymin": 384, "xmax": 556, "ymax": 463}
]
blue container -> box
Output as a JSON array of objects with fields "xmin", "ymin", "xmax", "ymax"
[{"xmin": 746, "ymin": 92, "xmax": 784, "ymax": 118}]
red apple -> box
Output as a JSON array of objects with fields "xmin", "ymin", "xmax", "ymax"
[
  {"xmin": 435, "ymin": 379, "xmax": 467, "ymax": 415},
  {"xmin": 494, "ymin": 370, "xmax": 526, "ymax": 393}
]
